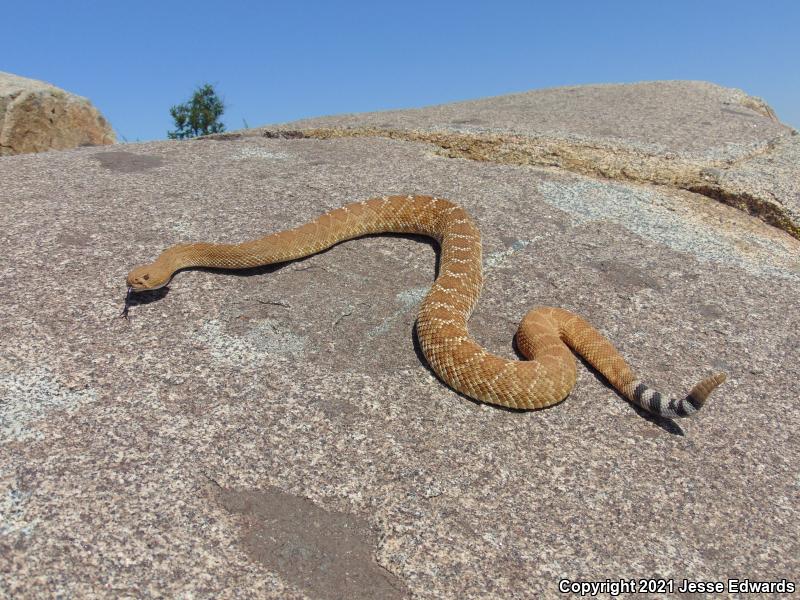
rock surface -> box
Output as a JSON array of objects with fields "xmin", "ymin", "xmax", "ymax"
[
  {"xmin": 266, "ymin": 81, "xmax": 800, "ymax": 239},
  {"xmin": 0, "ymin": 71, "xmax": 115, "ymax": 156},
  {"xmin": 1, "ymin": 81, "xmax": 798, "ymax": 598}
]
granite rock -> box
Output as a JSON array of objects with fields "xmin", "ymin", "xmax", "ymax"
[
  {"xmin": 263, "ymin": 81, "xmax": 800, "ymax": 239},
  {"xmin": 1, "ymin": 81, "xmax": 798, "ymax": 599},
  {"xmin": 0, "ymin": 71, "xmax": 115, "ymax": 156}
]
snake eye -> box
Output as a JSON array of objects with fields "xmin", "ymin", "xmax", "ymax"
[{"xmin": 142, "ymin": 274, "xmax": 150, "ymax": 281}]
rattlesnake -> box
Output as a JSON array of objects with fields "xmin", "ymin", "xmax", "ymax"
[{"xmin": 125, "ymin": 194, "xmax": 725, "ymax": 417}]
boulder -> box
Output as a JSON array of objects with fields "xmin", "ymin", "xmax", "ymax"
[
  {"xmin": 0, "ymin": 71, "xmax": 115, "ymax": 156},
  {"xmin": 1, "ymin": 81, "xmax": 798, "ymax": 598},
  {"xmin": 264, "ymin": 80, "xmax": 800, "ymax": 240}
]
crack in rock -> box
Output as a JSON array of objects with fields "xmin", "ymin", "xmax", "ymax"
[{"xmin": 260, "ymin": 126, "xmax": 799, "ymax": 240}]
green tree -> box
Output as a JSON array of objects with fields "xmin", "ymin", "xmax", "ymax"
[{"xmin": 168, "ymin": 83, "xmax": 226, "ymax": 139}]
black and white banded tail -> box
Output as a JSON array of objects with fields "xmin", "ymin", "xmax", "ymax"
[{"xmin": 625, "ymin": 372, "xmax": 727, "ymax": 418}]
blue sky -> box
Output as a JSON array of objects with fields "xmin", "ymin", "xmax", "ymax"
[{"xmin": 4, "ymin": 1, "xmax": 798, "ymax": 141}]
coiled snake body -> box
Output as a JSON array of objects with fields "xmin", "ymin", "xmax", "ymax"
[{"xmin": 126, "ymin": 195, "xmax": 725, "ymax": 417}]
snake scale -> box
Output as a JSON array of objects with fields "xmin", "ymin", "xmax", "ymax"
[{"xmin": 126, "ymin": 194, "xmax": 725, "ymax": 417}]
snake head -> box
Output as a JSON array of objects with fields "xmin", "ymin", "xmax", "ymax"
[{"xmin": 126, "ymin": 262, "xmax": 172, "ymax": 291}]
